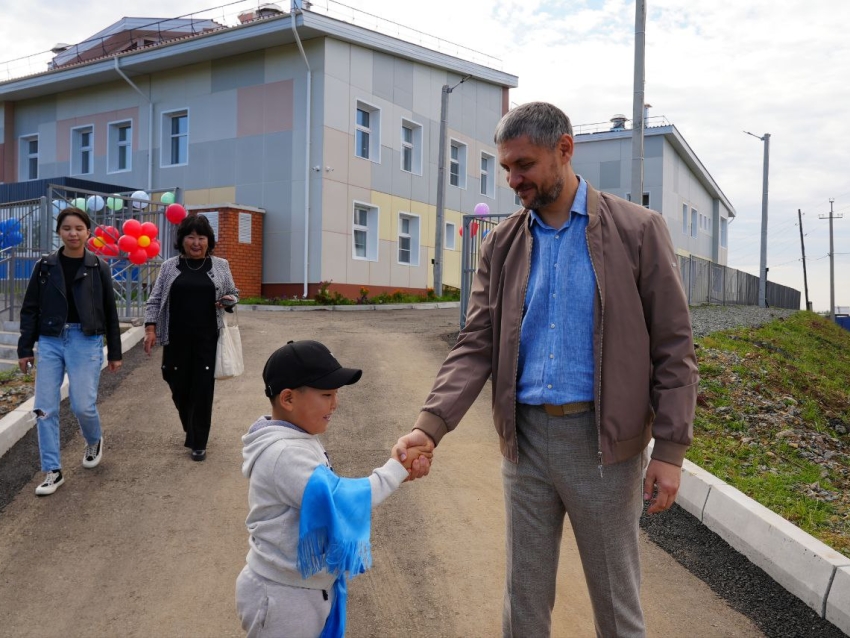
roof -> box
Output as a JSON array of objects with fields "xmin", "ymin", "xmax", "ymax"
[
  {"xmin": 575, "ymin": 123, "xmax": 736, "ymax": 218},
  {"xmin": 0, "ymin": 11, "xmax": 518, "ymax": 102}
]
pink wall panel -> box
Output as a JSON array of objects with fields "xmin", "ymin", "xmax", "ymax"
[{"xmin": 237, "ymin": 80, "xmax": 293, "ymax": 138}]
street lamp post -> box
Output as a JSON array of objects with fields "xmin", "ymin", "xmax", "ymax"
[
  {"xmin": 434, "ymin": 75, "xmax": 470, "ymax": 297},
  {"xmin": 745, "ymin": 130, "xmax": 770, "ymax": 308}
]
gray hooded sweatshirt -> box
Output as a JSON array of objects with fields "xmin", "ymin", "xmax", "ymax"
[{"xmin": 241, "ymin": 416, "xmax": 409, "ymax": 590}]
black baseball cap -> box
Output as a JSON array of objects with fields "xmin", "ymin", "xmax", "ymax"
[{"xmin": 263, "ymin": 340, "xmax": 362, "ymax": 397}]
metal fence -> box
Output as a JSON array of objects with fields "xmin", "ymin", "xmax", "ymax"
[
  {"xmin": 460, "ymin": 215, "xmax": 801, "ymax": 328},
  {"xmin": 0, "ymin": 185, "xmax": 182, "ymax": 321}
]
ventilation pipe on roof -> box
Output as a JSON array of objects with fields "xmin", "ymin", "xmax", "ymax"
[
  {"xmin": 114, "ymin": 57, "xmax": 153, "ymax": 192},
  {"xmin": 610, "ymin": 114, "xmax": 627, "ymax": 131},
  {"xmin": 291, "ymin": 0, "xmax": 312, "ymax": 298}
]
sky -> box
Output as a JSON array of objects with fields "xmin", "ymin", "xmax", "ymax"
[{"xmin": 1, "ymin": 0, "xmax": 848, "ymax": 312}]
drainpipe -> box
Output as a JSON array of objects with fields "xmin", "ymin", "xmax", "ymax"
[
  {"xmin": 291, "ymin": 1, "xmax": 312, "ymax": 298},
  {"xmin": 114, "ymin": 57, "xmax": 153, "ymax": 191}
]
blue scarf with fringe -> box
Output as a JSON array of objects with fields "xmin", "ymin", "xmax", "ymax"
[{"xmin": 297, "ymin": 464, "xmax": 372, "ymax": 638}]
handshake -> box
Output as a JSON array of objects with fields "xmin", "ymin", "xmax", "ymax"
[{"xmin": 392, "ymin": 445, "xmax": 433, "ymax": 474}]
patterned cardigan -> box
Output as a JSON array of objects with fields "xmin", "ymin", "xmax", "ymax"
[{"xmin": 144, "ymin": 255, "xmax": 240, "ymax": 346}]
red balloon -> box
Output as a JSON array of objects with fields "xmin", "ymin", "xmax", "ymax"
[
  {"xmin": 458, "ymin": 228, "xmax": 463, "ymax": 236},
  {"xmin": 471, "ymin": 220, "xmax": 479, "ymax": 236},
  {"xmin": 144, "ymin": 239, "xmax": 161, "ymax": 258},
  {"xmin": 86, "ymin": 237, "xmax": 100, "ymax": 252},
  {"xmin": 128, "ymin": 248, "xmax": 148, "ymax": 265},
  {"xmin": 101, "ymin": 243, "xmax": 120, "ymax": 258},
  {"xmin": 103, "ymin": 226, "xmax": 119, "ymax": 244},
  {"xmin": 123, "ymin": 219, "xmax": 142, "ymax": 237},
  {"xmin": 140, "ymin": 222, "xmax": 159, "ymax": 239},
  {"xmin": 165, "ymin": 204, "xmax": 187, "ymax": 225},
  {"xmin": 118, "ymin": 235, "xmax": 138, "ymax": 253}
]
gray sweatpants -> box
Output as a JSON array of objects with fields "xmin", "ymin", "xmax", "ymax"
[
  {"xmin": 502, "ymin": 405, "xmax": 646, "ymax": 638},
  {"xmin": 235, "ymin": 565, "xmax": 334, "ymax": 638}
]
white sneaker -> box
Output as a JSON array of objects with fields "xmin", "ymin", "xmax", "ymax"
[
  {"xmin": 35, "ymin": 470, "xmax": 64, "ymax": 496},
  {"xmin": 83, "ymin": 438, "xmax": 103, "ymax": 469}
]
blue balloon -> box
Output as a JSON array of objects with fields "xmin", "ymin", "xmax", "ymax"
[
  {"xmin": 6, "ymin": 218, "xmax": 20, "ymax": 233},
  {"xmin": 9, "ymin": 231, "xmax": 23, "ymax": 245}
]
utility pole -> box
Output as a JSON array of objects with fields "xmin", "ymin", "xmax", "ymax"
[
  {"xmin": 744, "ymin": 131, "xmax": 770, "ymax": 307},
  {"xmin": 819, "ymin": 199, "xmax": 842, "ymax": 321},
  {"xmin": 630, "ymin": 0, "xmax": 646, "ymax": 206},
  {"xmin": 434, "ymin": 75, "xmax": 470, "ymax": 297},
  {"xmin": 797, "ymin": 209, "xmax": 812, "ymax": 311}
]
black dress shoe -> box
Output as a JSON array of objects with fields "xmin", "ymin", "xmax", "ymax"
[{"xmin": 191, "ymin": 449, "xmax": 206, "ymax": 462}]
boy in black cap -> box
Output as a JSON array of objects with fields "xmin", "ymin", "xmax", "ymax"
[{"xmin": 236, "ymin": 340, "xmax": 430, "ymax": 638}]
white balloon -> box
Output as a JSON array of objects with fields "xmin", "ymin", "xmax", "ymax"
[
  {"xmin": 131, "ymin": 190, "xmax": 150, "ymax": 210},
  {"xmin": 52, "ymin": 199, "xmax": 68, "ymax": 214},
  {"xmin": 86, "ymin": 195, "xmax": 105, "ymax": 212}
]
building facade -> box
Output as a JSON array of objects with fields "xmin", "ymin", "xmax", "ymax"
[
  {"xmin": 573, "ymin": 118, "xmax": 735, "ymax": 265},
  {"xmin": 0, "ymin": 8, "xmax": 518, "ymax": 298}
]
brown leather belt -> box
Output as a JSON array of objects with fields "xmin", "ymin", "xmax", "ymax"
[{"xmin": 543, "ymin": 401, "xmax": 594, "ymax": 417}]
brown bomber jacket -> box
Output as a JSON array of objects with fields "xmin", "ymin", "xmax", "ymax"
[{"xmin": 414, "ymin": 183, "xmax": 698, "ymax": 467}]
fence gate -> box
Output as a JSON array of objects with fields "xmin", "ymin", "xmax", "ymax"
[{"xmin": 459, "ymin": 213, "xmax": 511, "ymax": 329}]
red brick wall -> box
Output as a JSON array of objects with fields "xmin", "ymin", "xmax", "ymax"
[
  {"xmin": 189, "ymin": 207, "xmax": 264, "ymax": 298},
  {"xmin": 262, "ymin": 282, "xmax": 428, "ymax": 301}
]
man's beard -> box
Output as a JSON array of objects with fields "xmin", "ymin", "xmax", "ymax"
[{"xmin": 525, "ymin": 175, "xmax": 564, "ymax": 210}]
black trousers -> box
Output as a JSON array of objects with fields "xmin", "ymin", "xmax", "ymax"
[{"xmin": 161, "ymin": 330, "xmax": 218, "ymax": 450}]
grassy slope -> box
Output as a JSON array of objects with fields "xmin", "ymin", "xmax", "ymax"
[{"xmin": 691, "ymin": 311, "xmax": 850, "ymax": 557}]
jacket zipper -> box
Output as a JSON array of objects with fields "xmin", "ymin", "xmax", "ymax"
[{"xmin": 585, "ymin": 227, "xmax": 604, "ymax": 478}]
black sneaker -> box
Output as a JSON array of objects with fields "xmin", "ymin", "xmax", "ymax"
[
  {"xmin": 191, "ymin": 449, "xmax": 206, "ymax": 462},
  {"xmin": 83, "ymin": 438, "xmax": 103, "ymax": 469},
  {"xmin": 35, "ymin": 470, "xmax": 64, "ymax": 496}
]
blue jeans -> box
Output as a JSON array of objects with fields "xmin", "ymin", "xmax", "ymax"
[{"xmin": 34, "ymin": 324, "xmax": 104, "ymax": 471}]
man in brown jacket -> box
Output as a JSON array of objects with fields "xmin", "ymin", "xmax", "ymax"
[{"xmin": 395, "ymin": 101, "xmax": 698, "ymax": 637}]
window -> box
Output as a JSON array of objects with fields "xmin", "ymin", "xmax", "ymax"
[
  {"xmin": 720, "ymin": 218, "xmax": 728, "ymax": 248},
  {"xmin": 400, "ymin": 119, "xmax": 422, "ymax": 174},
  {"xmin": 71, "ymin": 126, "xmax": 94, "ymax": 175},
  {"xmin": 682, "ymin": 204, "xmax": 688, "ymax": 234},
  {"xmin": 108, "ymin": 120, "xmax": 132, "ymax": 173},
  {"xmin": 449, "ymin": 140, "xmax": 467, "ymax": 188},
  {"xmin": 20, "ymin": 135, "xmax": 38, "ymax": 180},
  {"xmin": 162, "ymin": 110, "xmax": 189, "ymax": 166},
  {"xmin": 690, "ymin": 208, "xmax": 698, "ymax": 238},
  {"xmin": 445, "ymin": 222, "xmax": 456, "ymax": 250},
  {"xmin": 355, "ymin": 101, "xmax": 380, "ymax": 161},
  {"xmin": 480, "ymin": 152, "xmax": 495, "ymax": 198},
  {"xmin": 627, "ymin": 192, "xmax": 650, "ymax": 208},
  {"xmin": 398, "ymin": 213, "xmax": 420, "ymax": 265},
  {"xmin": 352, "ymin": 203, "xmax": 378, "ymax": 261}
]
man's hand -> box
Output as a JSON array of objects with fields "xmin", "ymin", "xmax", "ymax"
[
  {"xmin": 18, "ymin": 357, "xmax": 34, "ymax": 375},
  {"xmin": 393, "ymin": 429, "xmax": 435, "ymax": 480},
  {"xmin": 393, "ymin": 445, "xmax": 433, "ymax": 471},
  {"xmin": 143, "ymin": 328, "xmax": 156, "ymax": 356},
  {"xmin": 643, "ymin": 459, "xmax": 681, "ymax": 514},
  {"xmin": 108, "ymin": 360, "xmax": 123, "ymax": 372}
]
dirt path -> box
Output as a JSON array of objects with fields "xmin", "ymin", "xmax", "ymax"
[{"xmin": 0, "ymin": 309, "xmax": 762, "ymax": 637}]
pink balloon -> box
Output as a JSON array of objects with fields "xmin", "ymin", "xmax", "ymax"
[
  {"xmin": 474, "ymin": 202, "xmax": 490, "ymax": 216},
  {"xmin": 122, "ymin": 219, "xmax": 142, "ymax": 238},
  {"xmin": 129, "ymin": 248, "xmax": 148, "ymax": 265},
  {"xmin": 165, "ymin": 204, "xmax": 187, "ymax": 225},
  {"xmin": 140, "ymin": 222, "xmax": 159, "ymax": 239}
]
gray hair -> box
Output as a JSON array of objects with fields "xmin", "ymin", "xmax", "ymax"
[{"xmin": 493, "ymin": 101, "xmax": 573, "ymax": 148}]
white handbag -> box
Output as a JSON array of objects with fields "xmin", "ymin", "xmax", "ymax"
[{"xmin": 215, "ymin": 309, "xmax": 244, "ymax": 380}]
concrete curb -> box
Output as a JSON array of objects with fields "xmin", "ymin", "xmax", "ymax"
[
  {"xmin": 0, "ymin": 315, "xmax": 847, "ymax": 633},
  {"xmin": 0, "ymin": 325, "xmax": 145, "ymax": 460},
  {"xmin": 239, "ymin": 301, "xmax": 461, "ymax": 312},
  {"xmin": 675, "ymin": 456, "xmax": 850, "ymax": 632}
]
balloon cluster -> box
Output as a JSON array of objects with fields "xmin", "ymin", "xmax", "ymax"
[
  {"xmin": 87, "ymin": 226, "xmax": 120, "ymax": 257},
  {"xmin": 118, "ymin": 220, "xmax": 161, "ymax": 265},
  {"xmin": 0, "ymin": 218, "xmax": 24, "ymax": 249}
]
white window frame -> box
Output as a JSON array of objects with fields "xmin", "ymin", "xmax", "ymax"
[
  {"xmin": 720, "ymin": 217, "xmax": 728, "ymax": 248},
  {"xmin": 449, "ymin": 139, "xmax": 467, "ymax": 189},
  {"xmin": 400, "ymin": 118, "xmax": 423, "ymax": 175},
  {"xmin": 161, "ymin": 109, "xmax": 189, "ymax": 167},
  {"xmin": 352, "ymin": 201, "xmax": 379, "ymax": 261},
  {"xmin": 397, "ymin": 212, "xmax": 420, "ymax": 266},
  {"xmin": 682, "ymin": 204, "xmax": 688, "ymax": 234},
  {"xmin": 445, "ymin": 222, "xmax": 456, "ymax": 250},
  {"xmin": 354, "ymin": 100, "xmax": 381, "ymax": 162},
  {"xmin": 691, "ymin": 208, "xmax": 698, "ymax": 238},
  {"xmin": 19, "ymin": 134, "xmax": 39, "ymax": 181},
  {"xmin": 480, "ymin": 152, "xmax": 496, "ymax": 198},
  {"xmin": 71, "ymin": 125, "xmax": 94, "ymax": 176},
  {"xmin": 107, "ymin": 119, "xmax": 133, "ymax": 173}
]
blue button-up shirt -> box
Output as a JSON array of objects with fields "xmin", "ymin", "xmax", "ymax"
[{"xmin": 516, "ymin": 177, "xmax": 596, "ymax": 405}]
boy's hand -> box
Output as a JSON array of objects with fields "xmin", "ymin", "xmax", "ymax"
[{"xmin": 394, "ymin": 445, "xmax": 433, "ymax": 472}]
